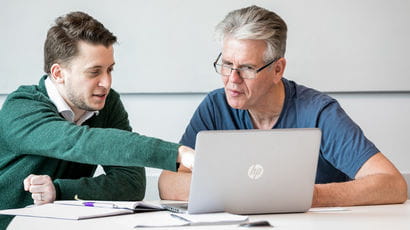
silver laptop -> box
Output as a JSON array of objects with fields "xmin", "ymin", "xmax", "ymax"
[{"xmin": 163, "ymin": 128, "xmax": 321, "ymax": 214}]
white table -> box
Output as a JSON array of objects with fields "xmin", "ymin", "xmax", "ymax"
[{"xmin": 8, "ymin": 201, "xmax": 410, "ymax": 229}]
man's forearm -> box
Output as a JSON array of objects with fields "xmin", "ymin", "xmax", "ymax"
[
  {"xmin": 158, "ymin": 171, "xmax": 191, "ymax": 201},
  {"xmin": 312, "ymin": 173, "xmax": 407, "ymax": 207},
  {"xmin": 55, "ymin": 166, "xmax": 146, "ymax": 201}
]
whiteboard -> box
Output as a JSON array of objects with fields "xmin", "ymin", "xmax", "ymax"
[{"xmin": 1, "ymin": 0, "xmax": 410, "ymax": 94}]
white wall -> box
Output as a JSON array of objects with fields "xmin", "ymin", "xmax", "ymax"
[
  {"xmin": 2, "ymin": 0, "xmax": 410, "ymax": 93},
  {"xmin": 2, "ymin": 92, "xmax": 408, "ymax": 200}
]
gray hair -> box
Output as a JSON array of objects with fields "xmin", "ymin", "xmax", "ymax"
[{"xmin": 215, "ymin": 5, "xmax": 287, "ymax": 62}]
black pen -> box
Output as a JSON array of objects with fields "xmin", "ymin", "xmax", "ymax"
[{"xmin": 239, "ymin": 220, "xmax": 273, "ymax": 227}]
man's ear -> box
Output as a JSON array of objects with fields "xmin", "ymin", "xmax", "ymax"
[
  {"xmin": 272, "ymin": 57, "xmax": 286, "ymax": 84},
  {"xmin": 50, "ymin": 63, "xmax": 64, "ymax": 84}
]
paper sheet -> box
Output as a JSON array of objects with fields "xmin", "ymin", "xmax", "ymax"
[
  {"xmin": 133, "ymin": 211, "xmax": 248, "ymax": 227},
  {"xmin": 173, "ymin": 212, "xmax": 249, "ymax": 224},
  {"xmin": 132, "ymin": 211, "xmax": 189, "ymax": 227},
  {"xmin": 0, "ymin": 203, "xmax": 133, "ymax": 220}
]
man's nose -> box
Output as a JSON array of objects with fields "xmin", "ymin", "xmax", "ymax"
[
  {"xmin": 228, "ymin": 68, "xmax": 243, "ymax": 83},
  {"xmin": 98, "ymin": 73, "xmax": 112, "ymax": 88}
]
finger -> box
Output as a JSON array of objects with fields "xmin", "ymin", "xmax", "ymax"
[
  {"xmin": 23, "ymin": 174, "xmax": 36, "ymax": 191},
  {"xmin": 29, "ymin": 183, "xmax": 55, "ymax": 194},
  {"xmin": 34, "ymin": 198, "xmax": 49, "ymax": 205},
  {"xmin": 33, "ymin": 193, "xmax": 47, "ymax": 205},
  {"xmin": 31, "ymin": 192, "xmax": 43, "ymax": 201},
  {"xmin": 28, "ymin": 184, "xmax": 46, "ymax": 193},
  {"xmin": 181, "ymin": 152, "xmax": 195, "ymax": 171},
  {"xmin": 34, "ymin": 199, "xmax": 42, "ymax": 205},
  {"xmin": 32, "ymin": 191, "xmax": 54, "ymax": 205},
  {"xmin": 177, "ymin": 146, "xmax": 194, "ymax": 163},
  {"xmin": 30, "ymin": 175, "xmax": 51, "ymax": 185}
]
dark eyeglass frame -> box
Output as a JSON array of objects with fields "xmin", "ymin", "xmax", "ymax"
[{"xmin": 213, "ymin": 52, "xmax": 279, "ymax": 79}]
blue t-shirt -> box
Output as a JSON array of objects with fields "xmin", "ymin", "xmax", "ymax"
[{"xmin": 180, "ymin": 78, "xmax": 379, "ymax": 184}]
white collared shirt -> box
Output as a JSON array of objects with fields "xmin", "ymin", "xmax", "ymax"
[{"xmin": 45, "ymin": 77, "xmax": 98, "ymax": 125}]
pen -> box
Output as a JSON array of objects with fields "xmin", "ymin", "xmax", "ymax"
[
  {"xmin": 239, "ymin": 220, "xmax": 273, "ymax": 227},
  {"xmin": 74, "ymin": 194, "xmax": 118, "ymax": 209},
  {"xmin": 82, "ymin": 201, "xmax": 118, "ymax": 209},
  {"xmin": 170, "ymin": 213, "xmax": 191, "ymax": 223}
]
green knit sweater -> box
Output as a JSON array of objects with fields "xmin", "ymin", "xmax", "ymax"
[{"xmin": 0, "ymin": 76, "xmax": 179, "ymax": 228}]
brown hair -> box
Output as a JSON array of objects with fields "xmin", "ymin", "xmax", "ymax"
[{"xmin": 43, "ymin": 11, "xmax": 117, "ymax": 74}]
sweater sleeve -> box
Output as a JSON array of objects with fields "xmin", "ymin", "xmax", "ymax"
[
  {"xmin": 53, "ymin": 91, "xmax": 148, "ymax": 200},
  {"xmin": 0, "ymin": 88, "xmax": 179, "ymax": 171},
  {"xmin": 54, "ymin": 166, "xmax": 146, "ymax": 201}
]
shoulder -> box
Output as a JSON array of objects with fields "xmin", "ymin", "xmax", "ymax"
[
  {"xmin": 0, "ymin": 84, "xmax": 56, "ymax": 131},
  {"xmin": 207, "ymin": 88, "xmax": 226, "ymax": 99},
  {"xmin": 285, "ymin": 79, "xmax": 337, "ymax": 111},
  {"xmin": 201, "ymin": 88, "xmax": 228, "ymax": 108},
  {"xmin": 192, "ymin": 88, "xmax": 232, "ymax": 118},
  {"xmin": 2, "ymin": 84, "xmax": 50, "ymax": 108}
]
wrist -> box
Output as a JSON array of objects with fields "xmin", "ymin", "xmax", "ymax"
[
  {"xmin": 177, "ymin": 145, "xmax": 182, "ymax": 163},
  {"xmin": 312, "ymin": 185, "xmax": 319, "ymax": 207},
  {"xmin": 53, "ymin": 181, "xmax": 61, "ymax": 200}
]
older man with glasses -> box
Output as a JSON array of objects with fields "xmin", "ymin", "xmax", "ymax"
[{"xmin": 158, "ymin": 5, "xmax": 407, "ymax": 207}]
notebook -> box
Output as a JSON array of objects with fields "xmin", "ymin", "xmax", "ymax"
[
  {"xmin": 163, "ymin": 128, "xmax": 321, "ymax": 214},
  {"xmin": 0, "ymin": 200, "xmax": 163, "ymax": 220}
]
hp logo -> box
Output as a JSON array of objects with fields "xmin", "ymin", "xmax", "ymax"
[{"xmin": 248, "ymin": 164, "xmax": 264, "ymax": 180}]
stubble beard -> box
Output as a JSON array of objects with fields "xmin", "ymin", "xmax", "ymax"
[{"xmin": 66, "ymin": 87, "xmax": 96, "ymax": 112}]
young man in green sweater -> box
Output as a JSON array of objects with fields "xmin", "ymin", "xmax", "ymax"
[{"xmin": 0, "ymin": 11, "xmax": 194, "ymax": 227}]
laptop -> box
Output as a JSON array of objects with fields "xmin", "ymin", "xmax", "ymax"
[{"xmin": 163, "ymin": 128, "xmax": 321, "ymax": 214}]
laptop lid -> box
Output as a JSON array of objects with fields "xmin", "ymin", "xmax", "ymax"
[{"xmin": 187, "ymin": 128, "xmax": 321, "ymax": 214}]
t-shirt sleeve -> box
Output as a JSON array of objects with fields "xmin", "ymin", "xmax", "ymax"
[{"xmin": 317, "ymin": 101, "xmax": 380, "ymax": 179}]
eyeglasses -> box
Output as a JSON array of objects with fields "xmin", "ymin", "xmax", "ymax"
[{"xmin": 213, "ymin": 53, "xmax": 278, "ymax": 79}]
